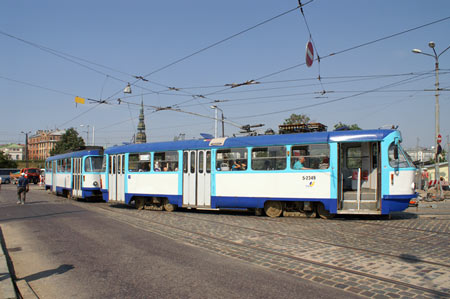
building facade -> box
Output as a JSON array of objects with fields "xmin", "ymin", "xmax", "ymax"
[
  {"xmin": 405, "ymin": 147, "xmax": 436, "ymax": 163},
  {"xmin": 28, "ymin": 130, "xmax": 65, "ymax": 160},
  {"xmin": 0, "ymin": 144, "xmax": 24, "ymax": 160}
]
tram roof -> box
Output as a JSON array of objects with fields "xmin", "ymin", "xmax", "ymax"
[
  {"xmin": 105, "ymin": 129, "xmax": 396, "ymax": 154},
  {"xmin": 46, "ymin": 149, "xmax": 103, "ymax": 161}
]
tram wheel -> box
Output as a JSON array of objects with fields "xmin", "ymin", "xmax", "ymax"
[
  {"xmin": 316, "ymin": 203, "xmax": 335, "ymax": 219},
  {"xmin": 264, "ymin": 201, "xmax": 283, "ymax": 218},
  {"xmin": 163, "ymin": 199, "xmax": 176, "ymax": 212},
  {"xmin": 135, "ymin": 198, "xmax": 145, "ymax": 210}
]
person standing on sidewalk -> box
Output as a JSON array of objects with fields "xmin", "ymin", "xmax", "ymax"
[{"xmin": 17, "ymin": 173, "xmax": 29, "ymax": 205}]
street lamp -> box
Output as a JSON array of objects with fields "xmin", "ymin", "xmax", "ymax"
[
  {"xmin": 79, "ymin": 124, "xmax": 90, "ymax": 146},
  {"xmin": 210, "ymin": 105, "xmax": 224, "ymax": 138},
  {"xmin": 123, "ymin": 83, "xmax": 132, "ymax": 94},
  {"xmin": 412, "ymin": 42, "xmax": 450, "ymax": 198},
  {"xmin": 412, "ymin": 42, "xmax": 450, "ymax": 177},
  {"xmin": 21, "ymin": 131, "xmax": 31, "ymax": 168}
]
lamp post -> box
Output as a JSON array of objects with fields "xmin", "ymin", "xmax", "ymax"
[
  {"xmin": 80, "ymin": 124, "xmax": 90, "ymax": 146},
  {"xmin": 210, "ymin": 105, "xmax": 224, "ymax": 138},
  {"xmin": 412, "ymin": 42, "xmax": 450, "ymax": 182},
  {"xmin": 21, "ymin": 131, "xmax": 31, "ymax": 168}
]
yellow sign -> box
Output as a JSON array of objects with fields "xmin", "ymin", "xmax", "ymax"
[{"xmin": 75, "ymin": 96, "xmax": 85, "ymax": 104}]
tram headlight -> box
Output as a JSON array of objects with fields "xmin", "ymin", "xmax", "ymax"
[
  {"xmin": 411, "ymin": 182, "xmax": 415, "ymax": 190},
  {"xmin": 93, "ymin": 181, "xmax": 99, "ymax": 187}
]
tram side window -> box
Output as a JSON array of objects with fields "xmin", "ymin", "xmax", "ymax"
[
  {"xmin": 57, "ymin": 160, "xmax": 62, "ymax": 172},
  {"xmin": 252, "ymin": 146, "xmax": 286, "ymax": 171},
  {"xmin": 128, "ymin": 153, "xmax": 151, "ymax": 172},
  {"xmin": 291, "ymin": 144, "xmax": 329, "ymax": 170},
  {"xmin": 183, "ymin": 152, "xmax": 188, "ymax": 173},
  {"xmin": 154, "ymin": 151, "xmax": 179, "ymax": 172},
  {"xmin": 388, "ymin": 143, "xmax": 413, "ymax": 168},
  {"xmin": 66, "ymin": 158, "xmax": 72, "ymax": 172},
  {"xmin": 206, "ymin": 151, "xmax": 211, "ymax": 173},
  {"xmin": 216, "ymin": 148, "xmax": 247, "ymax": 171}
]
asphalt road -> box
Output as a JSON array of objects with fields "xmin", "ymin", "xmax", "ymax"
[{"xmin": 0, "ymin": 185, "xmax": 359, "ymax": 299}]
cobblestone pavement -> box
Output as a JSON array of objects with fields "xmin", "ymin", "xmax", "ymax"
[{"xmin": 36, "ymin": 189, "xmax": 450, "ymax": 298}]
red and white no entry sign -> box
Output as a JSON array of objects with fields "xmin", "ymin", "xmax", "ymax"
[
  {"xmin": 437, "ymin": 134, "xmax": 442, "ymax": 143},
  {"xmin": 305, "ymin": 41, "xmax": 314, "ymax": 67}
]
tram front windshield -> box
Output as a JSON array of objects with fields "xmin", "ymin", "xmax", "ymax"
[{"xmin": 388, "ymin": 143, "xmax": 414, "ymax": 168}]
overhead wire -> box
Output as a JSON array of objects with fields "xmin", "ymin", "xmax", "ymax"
[
  {"xmin": 254, "ymin": 15, "xmax": 450, "ymax": 81},
  {"xmin": 297, "ymin": 0, "xmax": 324, "ymax": 92},
  {"xmin": 57, "ymin": 103, "xmax": 103, "ymax": 128},
  {"xmin": 0, "ymin": 29, "xmax": 164, "ymax": 98},
  {"xmin": 103, "ymin": 2, "xmax": 314, "ymax": 102},
  {"xmin": 0, "ymin": 75, "xmax": 77, "ymax": 98},
  {"xmin": 231, "ymin": 72, "xmax": 436, "ymax": 120}
]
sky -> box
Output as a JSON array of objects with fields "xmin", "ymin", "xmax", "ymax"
[{"xmin": 1, "ymin": 0, "xmax": 449, "ymax": 149}]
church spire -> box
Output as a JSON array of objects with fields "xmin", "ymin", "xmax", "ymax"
[{"xmin": 135, "ymin": 100, "xmax": 147, "ymax": 144}]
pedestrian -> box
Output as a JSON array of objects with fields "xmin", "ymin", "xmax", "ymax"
[
  {"xmin": 422, "ymin": 169, "xmax": 429, "ymax": 191},
  {"xmin": 17, "ymin": 173, "xmax": 29, "ymax": 205}
]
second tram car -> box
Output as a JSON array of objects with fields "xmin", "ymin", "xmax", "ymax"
[
  {"xmin": 102, "ymin": 129, "xmax": 417, "ymax": 217},
  {"xmin": 45, "ymin": 148, "xmax": 104, "ymax": 200}
]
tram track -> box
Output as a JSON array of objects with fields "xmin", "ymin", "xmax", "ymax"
[
  {"xmin": 73, "ymin": 199, "xmax": 449, "ymax": 269},
  {"xmin": 351, "ymin": 219, "xmax": 450, "ymax": 235},
  {"xmin": 82, "ymin": 202, "xmax": 449, "ymax": 298},
  {"xmin": 164, "ymin": 211, "xmax": 450, "ymax": 269},
  {"xmin": 60, "ymin": 197, "xmax": 449, "ymax": 298}
]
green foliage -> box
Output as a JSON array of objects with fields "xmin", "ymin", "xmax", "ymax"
[
  {"xmin": 0, "ymin": 151, "xmax": 18, "ymax": 168},
  {"xmin": 333, "ymin": 122, "xmax": 362, "ymax": 131},
  {"xmin": 283, "ymin": 114, "xmax": 310, "ymax": 125},
  {"xmin": 50, "ymin": 128, "xmax": 85, "ymax": 156}
]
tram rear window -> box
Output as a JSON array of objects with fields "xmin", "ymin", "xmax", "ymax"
[{"xmin": 128, "ymin": 153, "xmax": 151, "ymax": 172}]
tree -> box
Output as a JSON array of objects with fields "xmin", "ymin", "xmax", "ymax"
[
  {"xmin": 0, "ymin": 151, "xmax": 18, "ymax": 168},
  {"xmin": 283, "ymin": 114, "xmax": 310, "ymax": 125},
  {"xmin": 333, "ymin": 122, "xmax": 362, "ymax": 131},
  {"xmin": 50, "ymin": 128, "xmax": 85, "ymax": 156}
]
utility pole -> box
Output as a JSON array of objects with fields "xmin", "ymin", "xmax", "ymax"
[
  {"xmin": 21, "ymin": 131, "xmax": 31, "ymax": 168},
  {"xmin": 447, "ymin": 135, "xmax": 449, "ymax": 182},
  {"xmin": 412, "ymin": 42, "xmax": 450, "ymax": 199}
]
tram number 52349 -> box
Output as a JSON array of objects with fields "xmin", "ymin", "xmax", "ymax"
[{"xmin": 302, "ymin": 176, "xmax": 316, "ymax": 181}]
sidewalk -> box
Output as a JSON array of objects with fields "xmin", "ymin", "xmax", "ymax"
[{"xmin": 0, "ymin": 228, "xmax": 16, "ymax": 299}]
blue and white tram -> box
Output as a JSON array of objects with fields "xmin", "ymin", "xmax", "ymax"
[
  {"xmin": 45, "ymin": 148, "xmax": 104, "ymax": 200},
  {"xmin": 102, "ymin": 129, "xmax": 417, "ymax": 217}
]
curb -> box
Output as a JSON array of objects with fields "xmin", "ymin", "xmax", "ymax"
[{"xmin": 16, "ymin": 280, "xmax": 38, "ymax": 299}]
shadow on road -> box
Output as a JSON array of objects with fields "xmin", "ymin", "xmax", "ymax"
[{"xmin": 22, "ymin": 264, "xmax": 74, "ymax": 282}]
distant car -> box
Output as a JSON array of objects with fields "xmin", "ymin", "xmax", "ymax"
[{"xmin": 0, "ymin": 168, "xmax": 19, "ymax": 184}]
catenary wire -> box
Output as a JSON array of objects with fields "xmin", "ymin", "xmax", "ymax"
[
  {"xmin": 103, "ymin": 2, "xmax": 313, "ymax": 102},
  {"xmin": 232, "ymin": 73, "xmax": 435, "ymax": 119}
]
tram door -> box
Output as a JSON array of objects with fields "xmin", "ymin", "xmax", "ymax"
[
  {"xmin": 338, "ymin": 142, "xmax": 381, "ymax": 213},
  {"xmin": 108, "ymin": 154, "xmax": 125, "ymax": 202},
  {"xmin": 72, "ymin": 158, "xmax": 83, "ymax": 198},
  {"xmin": 183, "ymin": 150, "xmax": 211, "ymax": 207},
  {"xmin": 52, "ymin": 160, "xmax": 56, "ymax": 192}
]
